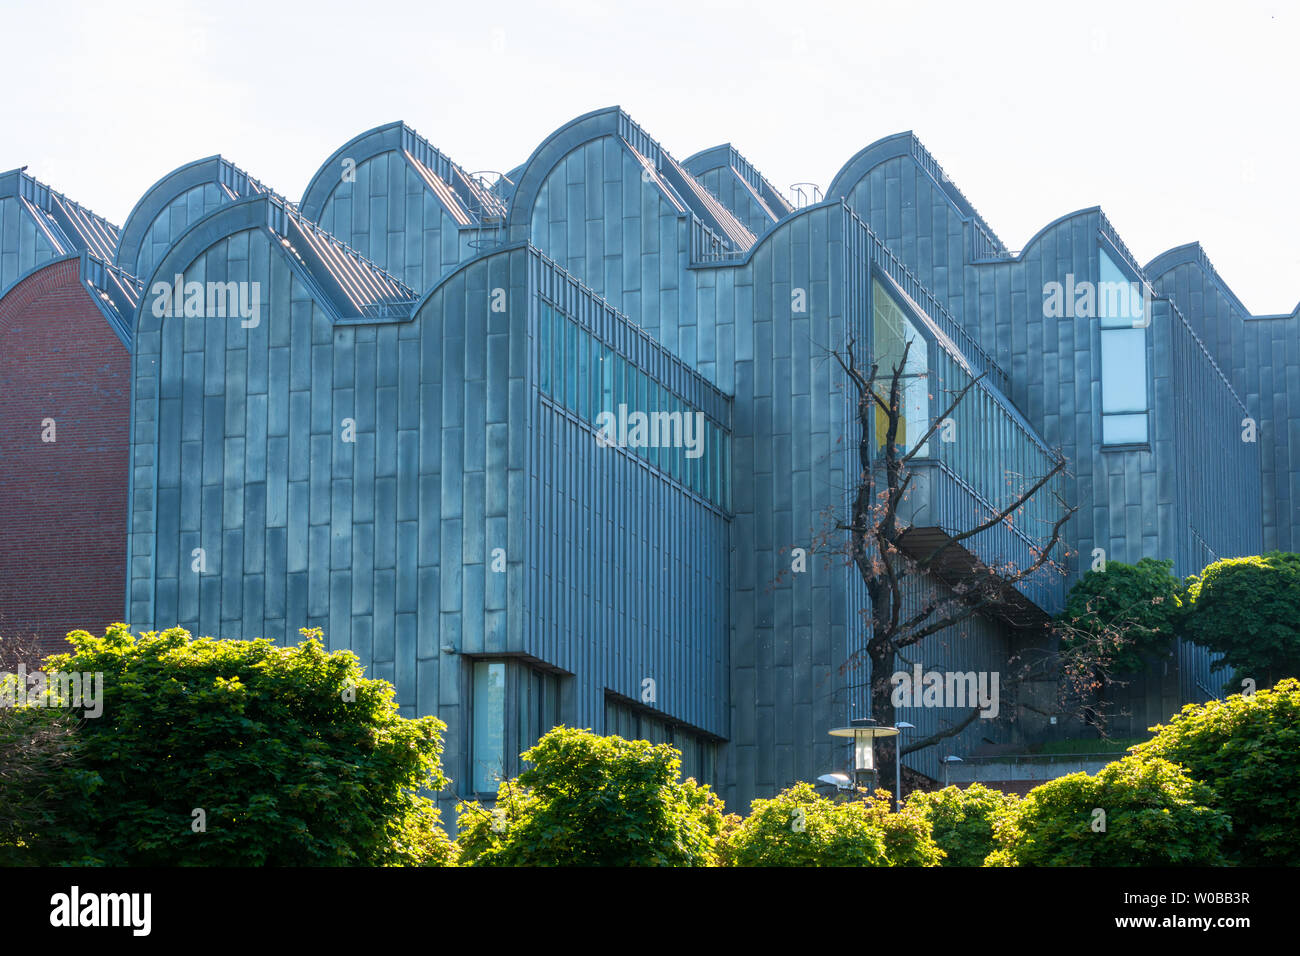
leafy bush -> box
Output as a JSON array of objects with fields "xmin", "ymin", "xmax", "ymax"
[
  {"xmin": 456, "ymin": 726, "xmax": 724, "ymax": 866},
  {"xmin": 0, "ymin": 706, "xmax": 87, "ymax": 865},
  {"xmin": 906, "ymin": 783, "xmax": 1019, "ymax": 867},
  {"xmin": 1128, "ymin": 678, "xmax": 1300, "ymax": 865},
  {"xmin": 718, "ymin": 782, "xmax": 942, "ymax": 867},
  {"xmin": 1057, "ymin": 558, "xmax": 1182, "ymax": 674},
  {"xmin": 34, "ymin": 624, "xmax": 452, "ymax": 866},
  {"xmin": 986, "ymin": 756, "xmax": 1230, "ymax": 866},
  {"xmin": 1182, "ymin": 553, "xmax": 1300, "ymax": 688}
]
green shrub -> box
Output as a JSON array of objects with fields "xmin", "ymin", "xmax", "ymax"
[
  {"xmin": 35, "ymin": 624, "xmax": 452, "ymax": 865},
  {"xmin": 986, "ymin": 756, "xmax": 1230, "ymax": 866},
  {"xmin": 1057, "ymin": 557, "xmax": 1182, "ymax": 674},
  {"xmin": 1128, "ymin": 678, "xmax": 1300, "ymax": 865},
  {"xmin": 906, "ymin": 783, "xmax": 1020, "ymax": 867},
  {"xmin": 1182, "ymin": 553, "xmax": 1300, "ymax": 689},
  {"xmin": 456, "ymin": 726, "xmax": 724, "ymax": 866},
  {"xmin": 719, "ymin": 782, "xmax": 942, "ymax": 867},
  {"xmin": 0, "ymin": 706, "xmax": 88, "ymax": 865}
]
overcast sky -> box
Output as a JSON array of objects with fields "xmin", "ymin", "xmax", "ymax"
[{"xmin": 2, "ymin": 0, "xmax": 1295, "ymax": 313}]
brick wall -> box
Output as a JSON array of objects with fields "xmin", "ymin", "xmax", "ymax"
[{"xmin": 0, "ymin": 257, "xmax": 131, "ymax": 657}]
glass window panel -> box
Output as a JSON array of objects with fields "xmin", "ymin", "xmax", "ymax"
[
  {"xmin": 1099, "ymin": 247, "xmax": 1144, "ymax": 328},
  {"xmin": 648, "ymin": 381, "xmax": 660, "ymax": 471},
  {"xmin": 577, "ymin": 328, "xmax": 589, "ymax": 420},
  {"xmin": 601, "ymin": 346, "xmax": 614, "ymax": 418},
  {"xmin": 552, "ymin": 310, "xmax": 565, "ymax": 403},
  {"xmin": 635, "ymin": 369, "xmax": 648, "ymax": 459},
  {"xmin": 539, "ymin": 306, "xmax": 550, "ymax": 396},
  {"xmin": 472, "ymin": 660, "xmax": 506, "ymax": 793},
  {"xmin": 613, "ymin": 354, "xmax": 625, "ymax": 416},
  {"xmin": 1103, "ymin": 413, "xmax": 1148, "ymax": 445},
  {"xmin": 1101, "ymin": 329, "xmax": 1148, "ymax": 412},
  {"xmin": 904, "ymin": 376, "xmax": 930, "ymax": 456},
  {"xmin": 707, "ymin": 424, "xmax": 717, "ymax": 504},
  {"xmin": 691, "ymin": 411, "xmax": 702, "ymax": 494},
  {"xmin": 713, "ymin": 425, "xmax": 722, "ymax": 505},
  {"xmin": 872, "ymin": 279, "xmax": 927, "ymax": 376},
  {"xmin": 565, "ymin": 320, "xmax": 578, "ymax": 411},
  {"xmin": 723, "ymin": 431, "xmax": 730, "ymax": 509}
]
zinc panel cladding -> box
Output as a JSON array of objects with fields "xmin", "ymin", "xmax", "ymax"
[
  {"xmin": 133, "ymin": 183, "xmax": 227, "ymax": 283},
  {"xmin": 116, "ymin": 109, "xmax": 1293, "ymax": 813},
  {"xmin": 1148, "ymin": 252, "xmax": 1297, "ymax": 553},
  {"xmin": 841, "ymin": 147, "xmax": 1253, "ymax": 586},
  {"xmin": 691, "ymin": 206, "xmax": 863, "ymax": 802},
  {"xmin": 511, "ymin": 118, "xmax": 1063, "ymax": 806},
  {"xmin": 527, "ymin": 252, "xmax": 730, "ymax": 737},
  {"xmin": 0, "ymin": 194, "xmax": 61, "ymax": 293},
  {"xmin": 312, "ymin": 151, "xmax": 468, "ymax": 295}
]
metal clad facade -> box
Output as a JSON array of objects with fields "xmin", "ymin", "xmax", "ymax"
[{"xmin": 105, "ymin": 110, "xmax": 1291, "ymax": 817}]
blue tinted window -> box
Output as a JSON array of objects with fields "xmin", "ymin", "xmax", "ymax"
[
  {"xmin": 539, "ymin": 306, "xmax": 551, "ymax": 396},
  {"xmin": 1101, "ymin": 328, "xmax": 1147, "ymax": 413},
  {"xmin": 1103, "ymin": 413, "xmax": 1148, "ymax": 445},
  {"xmin": 564, "ymin": 320, "xmax": 577, "ymax": 411},
  {"xmin": 1098, "ymin": 247, "xmax": 1144, "ymax": 329},
  {"xmin": 472, "ymin": 660, "xmax": 506, "ymax": 793}
]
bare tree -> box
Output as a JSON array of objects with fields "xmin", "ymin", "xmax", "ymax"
[{"xmin": 822, "ymin": 335, "xmax": 1076, "ymax": 802}]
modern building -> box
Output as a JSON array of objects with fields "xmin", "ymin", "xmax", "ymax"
[{"xmin": 1, "ymin": 108, "xmax": 1289, "ymax": 815}]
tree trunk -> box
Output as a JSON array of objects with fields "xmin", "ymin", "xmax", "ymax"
[{"xmin": 868, "ymin": 639, "xmax": 899, "ymax": 808}]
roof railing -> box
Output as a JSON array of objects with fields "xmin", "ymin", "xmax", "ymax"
[{"xmin": 789, "ymin": 182, "xmax": 823, "ymax": 208}]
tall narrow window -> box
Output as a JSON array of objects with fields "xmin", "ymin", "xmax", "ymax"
[
  {"xmin": 539, "ymin": 306, "xmax": 551, "ymax": 396},
  {"xmin": 517, "ymin": 667, "xmax": 562, "ymax": 760},
  {"xmin": 872, "ymin": 279, "xmax": 930, "ymax": 455},
  {"xmin": 1099, "ymin": 246, "xmax": 1148, "ymax": 444},
  {"xmin": 472, "ymin": 660, "xmax": 506, "ymax": 793}
]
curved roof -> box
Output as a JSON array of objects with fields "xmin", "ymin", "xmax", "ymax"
[
  {"xmin": 300, "ymin": 121, "xmax": 505, "ymax": 228},
  {"xmin": 137, "ymin": 193, "xmax": 416, "ymax": 335},
  {"xmin": 1146, "ymin": 242, "xmax": 1300, "ymax": 320},
  {"xmin": 827, "ymin": 131, "xmax": 1007, "ymax": 257},
  {"xmin": 115, "ymin": 155, "xmax": 280, "ymax": 276},
  {"xmin": 0, "ymin": 167, "xmax": 120, "ymax": 265},
  {"xmin": 505, "ymin": 107, "xmax": 757, "ymax": 254}
]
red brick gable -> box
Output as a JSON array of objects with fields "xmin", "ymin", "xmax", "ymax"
[{"xmin": 0, "ymin": 257, "xmax": 131, "ymax": 654}]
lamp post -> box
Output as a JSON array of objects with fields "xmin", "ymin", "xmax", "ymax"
[
  {"xmin": 894, "ymin": 721, "xmax": 915, "ymax": 811},
  {"xmin": 828, "ymin": 718, "xmax": 899, "ymax": 794}
]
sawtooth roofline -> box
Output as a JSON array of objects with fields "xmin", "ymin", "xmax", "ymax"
[
  {"xmin": 503, "ymin": 106, "xmax": 756, "ymax": 253},
  {"xmin": 115, "ymin": 155, "xmax": 283, "ymax": 277},
  {"xmin": 133, "ymin": 193, "xmax": 415, "ymax": 336},
  {"xmin": 300, "ymin": 121, "xmax": 505, "ymax": 229}
]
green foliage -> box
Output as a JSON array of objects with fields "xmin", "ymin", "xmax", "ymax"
[
  {"xmin": 1129, "ymin": 678, "xmax": 1300, "ymax": 865},
  {"xmin": 1182, "ymin": 552, "xmax": 1300, "ymax": 688},
  {"xmin": 905, "ymin": 783, "xmax": 1020, "ymax": 867},
  {"xmin": 31, "ymin": 624, "xmax": 451, "ymax": 866},
  {"xmin": 1057, "ymin": 558, "xmax": 1183, "ymax": 673},
  {"xmin": 986, "ymin": 756, "xmax": 1231, "ymax": 866},
  {"xmin": 455, "ymin": 726, "xmax": 725, "ymax": 866},
  {"xmin": 718, "ymin": 782, "xmax": 942, "ymax": 867},
  {"xmin": 0, "ymin": 706, "xmax": 87, "ymax": 865}
]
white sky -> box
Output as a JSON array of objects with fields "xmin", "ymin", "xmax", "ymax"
[{"xmin": 2, "ymin": 0, "xmax": 1295, "ymax": 313}]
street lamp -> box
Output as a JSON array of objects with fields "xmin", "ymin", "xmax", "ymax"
[
  {"xmin": 894, "ymin": 721, "xmax": 915, "ymax": 810},
  {"xmin": 828, "ymin": 718, "xmax": 899, "ymax": 793}
]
